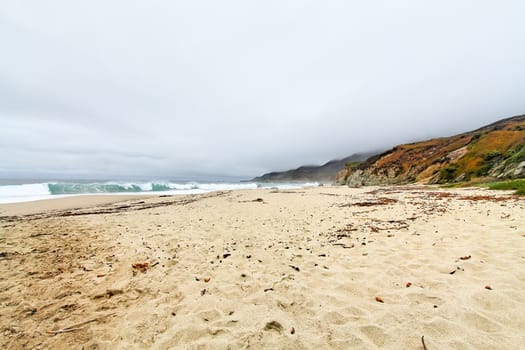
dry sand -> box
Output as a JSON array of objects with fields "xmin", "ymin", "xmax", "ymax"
[{"xmin": 0, "ymin": 186, "xmax": 524, "ymax": 349}]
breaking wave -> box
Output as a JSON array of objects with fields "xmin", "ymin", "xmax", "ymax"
[
  {"xmin": 46, "ymin": 182, "xmax": 200, "ymax": 195},
  {"xmin": 0, "ymin": 181, "xmax": 318, "ymax": 203}
]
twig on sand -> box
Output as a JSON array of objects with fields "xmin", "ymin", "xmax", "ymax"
[
  {"xmin": 47, "ymin": 312, "xmax": 116, "ymax": 335},
  {"xmin": 47, "ymin": 326, "xmax": 86, "ymax": 334},
  {"xmin": 421, "ymin": 335, "xmax": 428, "ymax": 350}
]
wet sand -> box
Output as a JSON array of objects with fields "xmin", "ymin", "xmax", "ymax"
[{"xmin": 0, "ymin": 186, "xmax": 524, "ymax": 349}]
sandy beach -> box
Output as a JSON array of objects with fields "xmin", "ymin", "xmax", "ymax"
[{"xmin": 0, "ymin": 186, "xmax": 524, "ymax": 349}]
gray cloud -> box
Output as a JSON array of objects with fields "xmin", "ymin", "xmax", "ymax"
[{"xmin": 1, "ymin": 1, "xmax": 525, "ymax": 179}]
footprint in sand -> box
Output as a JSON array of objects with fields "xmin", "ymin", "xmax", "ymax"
[
  {"xmin": 462, "ymin": 311, "xmax": 503, "ymax": 333},
  {"xmin": 198, "ymin": 309, "xmax": 222, "ymax": 322},
  {"xmin": 322, "ymin": 310, "xmax": 349, "ymax": 325},
  {"xmin": 406, "ymin": 292, "xmax": 444, "ymax": 306},
  {"xmin": 359, "ymin": 325, "xmax": 390, "ymax": 347}
]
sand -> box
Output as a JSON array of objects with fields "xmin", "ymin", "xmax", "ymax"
[{"xmin": 0, "ymin": 186, "xmax": 524, "ymax": 349}]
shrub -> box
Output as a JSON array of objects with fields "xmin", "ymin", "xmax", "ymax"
[
  {"xmin": 482, "ymin": 150, "xmax": 502, "ymax": 161},
  {"xmin": 505, "ymin": 145, "xmax": 525, "ymax": 163},
  {"xmin": 345, "ymin": 161, "xmax": 362, "ymax": 169},
  {"xmin": 439, "ymin": 163, "xmax": 459, "ymax": 183}
]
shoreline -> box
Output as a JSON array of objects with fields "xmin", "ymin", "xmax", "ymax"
[
  {"xmin": 0, "ymin": 194, "xmax": 158, "ymax": 217},
  {"xmin": 0, "ymin": 181, "xmax": 320, "ymax": 207},
  {"xmin": 1, "ymin": 185, "xmax": 524, "ymax": 349}
]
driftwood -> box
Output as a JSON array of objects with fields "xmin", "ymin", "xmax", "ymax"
[
  {"xmin": 333, "ymin": 243, "xmax": 354, "ymax": 249},
  {"xmin": 46, "ymin": 312, "xmax": 116, "ymax": 335},
  {"xmin": 369, "ymin": 219, "xmax": 410, "ymax": 231}
]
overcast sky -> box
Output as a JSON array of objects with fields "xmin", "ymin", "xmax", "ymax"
[{"xmin": 1, "ymin": 1, "xmax": 525, "ymax": 180}]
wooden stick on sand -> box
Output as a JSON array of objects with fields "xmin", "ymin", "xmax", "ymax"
[
  {"xmin": 421, "ymin": 335, "xmax": 428, "ymax": 350},
  {"xmin": 47, "ymin": 312, "xmax": 116, "ymax": 335}
]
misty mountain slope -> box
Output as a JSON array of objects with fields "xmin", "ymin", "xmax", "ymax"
[
  {"xmin": 251, "ymin": 153, "xmax": 375, "ymax": 183},
  {"xmin": 336, "ymin": 114, "xmax": 525, "ymax": 186}
]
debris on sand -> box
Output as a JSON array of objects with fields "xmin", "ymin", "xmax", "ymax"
[
  {"xmin": 47, "ymin": 313, "xmax": 116, "ymax": 335},
  {"xmin": 131, "ymin": 262, "xmax": 149, "ymax": 273},
  {"xmin": 341, "ymin": 197, "xmax": 398, "ymax": 207}
]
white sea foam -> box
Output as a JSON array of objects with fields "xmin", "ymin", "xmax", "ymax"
[
  {"xmin": 0, "ymin": 183, "xmax": 57, "ymax": 203},
  {"xmin": 0, "ymin": 181, "xmax": 319, "ymax": 204}
]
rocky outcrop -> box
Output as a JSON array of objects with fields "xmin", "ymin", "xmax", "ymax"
[{"xmin": 336, "ymin": 114, "xmax": 525, "ymax": 186}]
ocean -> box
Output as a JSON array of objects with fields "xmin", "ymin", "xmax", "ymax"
[{"xmin": 0, "ymin": 180, "xmax": 318, "ymax": 204}]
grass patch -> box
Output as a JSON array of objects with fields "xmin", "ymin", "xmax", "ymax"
[
  {"xmin": 486, "ymin": 179, "xmax": 525, "ymax": 195},
  {"xmin": 440, "ymin": 177, "xmax": 494, "ymax": 188},
  {"xmin": 345, "ymin": 161, "xmax": 362, "ymax": 169},
  {"xmin": 441, "ymin": 183, "xmax": 464, "ymax": 188}
]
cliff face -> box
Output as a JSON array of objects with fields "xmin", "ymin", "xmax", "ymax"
[
  {"xmin": 336, "ymin": 115, "xmax": 525, "ymax": 186},
  {"xmin": 251, "ymin": 153, "xmax": 375, "ymax": 183}
]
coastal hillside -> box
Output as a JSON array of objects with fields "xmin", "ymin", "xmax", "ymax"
[
  {"xmin": 336, "ymin": 114, "xmax": 525, "ymax": 186},
  {"xmin": 251, "ymin": 153, "xmax": 375, "ymax": 183}
]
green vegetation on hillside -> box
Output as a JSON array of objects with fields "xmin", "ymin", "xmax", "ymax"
[
  {"xmin": 438, "ymin": 163, "xmax": 460, "ymax": 183},
  {"xmin": 453, "ymin": 129, "xmax": 524, "ymax": 181},
  {"xmin": 345, "ymin": 161, "xmax": 362, "ymax": 169},
  {"xmin": 336, "ymin": 115, "xmax": 525, "ymax": 187},
  {"xmin": 486, "ymin": 179, "xmax": 525, "ymax": 195},
  {"xmin": 504, "ymin": 144, "xmax": 525, "ymax": 164}
]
